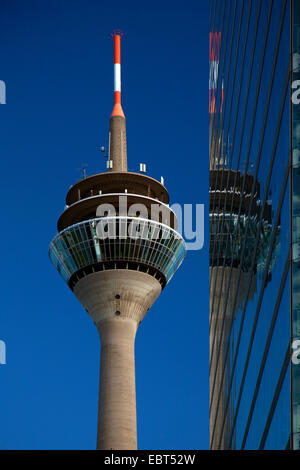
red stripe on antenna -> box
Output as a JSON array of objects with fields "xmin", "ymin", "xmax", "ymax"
[{"xmin": 209, "ymin": 32, "xmax": 221, "ymax": 61}]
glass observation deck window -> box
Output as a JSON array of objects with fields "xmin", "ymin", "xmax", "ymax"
[{"xmin": 49, "ymin": 217, "xmax": 186, "ymax": 286}]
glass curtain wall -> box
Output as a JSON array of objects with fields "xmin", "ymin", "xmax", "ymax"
[
  {"xmin": 209, "ymin": 0, "xmax": 291, "ymax": 449},
  {"xmin": 292, "ymin": 0, "xmax": 300, "ymax": 451}
]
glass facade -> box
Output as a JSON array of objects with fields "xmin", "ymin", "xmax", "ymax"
[
  {"xmin": 209, "ymin": 0, "xmax": 294, "ymax": 449},
  {"xmin": 292, "ymin": 0, "xmax": 300, "ymax": 451},
  {"xmin": 49, "ymin": 217, "xmax": 186, "ymax": 287}
]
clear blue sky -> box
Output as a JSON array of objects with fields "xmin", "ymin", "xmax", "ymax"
[{"xmin": 0, "ymin": 0, "xmax": 209, "ymax": 449}]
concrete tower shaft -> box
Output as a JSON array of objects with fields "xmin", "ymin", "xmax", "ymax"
[
  {"xmin": 209, "ymin": 267, "xmax": 257, "ymax": 449},
  {"xmin": 109, "ymin": 115, "xmax": 127, "ymax": 172},
  {"xmin": 74, "ymin": 270, "xmax": 161, "ymax": 449},
  {"xmin": 209, "ymin": 169, "xmax": 272, "ymax": 449}
]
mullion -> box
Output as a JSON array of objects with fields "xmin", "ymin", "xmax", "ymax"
[
  {"xmin": 241, "ymin": 250, "xmax": 290, "ymax": 448},
  {"xmin": 259, "ymin": 344, "xmax": 291, "ymax": 449}
]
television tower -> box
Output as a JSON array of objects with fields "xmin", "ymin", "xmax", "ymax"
[{"xmin": 49, "ymin": 31, "xmax": 186, "ymax": 450}]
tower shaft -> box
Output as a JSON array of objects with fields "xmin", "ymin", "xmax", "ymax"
[
  {"xmin": 209, "ymin": 266, "xmax": 256, "ymax": 449},
  {"xmin": 73, "ymin": 269, "xmax": 162, "ymax": 449},
  {"xmin": 109, "ymin": 115, "xmax": 127, "ymax": 172},
  {"xmin": 97, "ymin": 318, "xmax": 137, "ymax": 450},
  {"xmin": 209, "ymin": 267, "xmax": 236, "ymax": 449}
]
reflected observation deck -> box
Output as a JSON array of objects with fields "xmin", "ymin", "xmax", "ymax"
[{"xmin": 209, "ymin": 166, "xmax": 280, "ymax": 449}]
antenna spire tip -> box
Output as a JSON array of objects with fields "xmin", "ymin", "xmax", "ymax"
[{"xmin": 111, "ymin": 29, "xmax": 123, "ymax": 37}]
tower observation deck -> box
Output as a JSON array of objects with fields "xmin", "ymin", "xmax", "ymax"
[{"xmin": 49, "ymin": 32, "xmax": 186, "ymax": 450}]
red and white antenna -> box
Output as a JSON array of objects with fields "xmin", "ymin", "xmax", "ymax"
[
  {"xmin": 107, "ymin": 30, "xmax": 127, "ymax": 172},
  {"xmin": 111, "ymin": 30, "xmax": 125, "ymax": 118}
]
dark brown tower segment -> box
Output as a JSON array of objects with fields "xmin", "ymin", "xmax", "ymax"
[{"xmin": 109, "ymin": 115, "xmax": 127, "ymax": 172}]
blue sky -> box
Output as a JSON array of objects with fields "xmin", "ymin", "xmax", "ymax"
[{"xmin": 0, "ymin": 0, "xmax": 209, "ymax": 449}]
